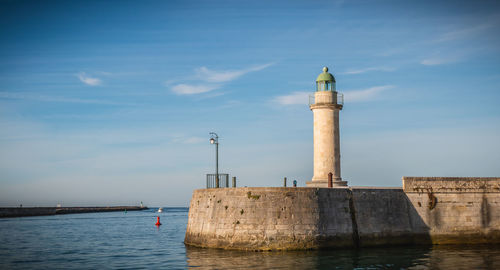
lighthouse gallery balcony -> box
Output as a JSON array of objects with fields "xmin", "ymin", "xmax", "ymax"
[{"xmin": 309, "ymin": 92, "xmax": 344, "ymax": 107}]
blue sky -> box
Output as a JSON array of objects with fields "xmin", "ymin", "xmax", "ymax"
[{"xmin": 1, "ymin": 0, "xmax": 500, "ymax": 206}]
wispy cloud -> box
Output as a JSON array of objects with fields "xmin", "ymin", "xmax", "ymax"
[
  {"xmin": 274, "ymin": 91, "xmax": 310, "ymax": 105},
  {"xmin": 169, "ymin": 63, "xmax": 274, "ymax": 95},
  {"xmin": 196, "ymin": 63, "xmax": 274, "ymax": 83},
  {"xmin": 193, "ymin": 91, "xmax": 227, "ymax": 100},
  {"xmin": 341, "ymin": 66, "xmax": 395, "ymax": 75},
  {"xmin": 0, "ymin": 92, "xmax": 132, "ymax": 105},
  {"xmin": 436, "ymin": 23, "xmax": 492, "ymax": 43},
  {"xmin": 77, "ymin": 72, "xmax": 101, "ymax": 86},
  {"xmin": 171, "ymin": 84, "xmax": 220, "ymax": 95},
  {"xmin": 420, "ymin": 56, "xmax": 459, "ymax": 66},
  {"xmin": 343, "ymin": 85, "xmax": 393, "ymax": 102}
]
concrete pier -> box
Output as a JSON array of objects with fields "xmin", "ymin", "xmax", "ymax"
[{"xmin": 184, "ymin": 177, "xmax": 500, "ymax": 250}]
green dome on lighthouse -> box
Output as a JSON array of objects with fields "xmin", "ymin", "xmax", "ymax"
[
  {"xmin": 316, "ymin": 67, "xmax": 335, "ymax": 82},
  {"xmin": 316, "ymin": 67, "xmax": 336, "ymax": 91}
]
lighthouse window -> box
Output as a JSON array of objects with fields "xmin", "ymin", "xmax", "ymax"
[
  {"xmin": 317, "ymin": 82, "xmax": 324, "ymax": 91},
  {"xmin": 326, "ymin": 82, "xmax": 330, "ymax": 90}
]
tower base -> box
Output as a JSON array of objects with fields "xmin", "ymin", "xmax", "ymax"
[{"xmin": 306, "ymin": 179, "xmax": 348, "ymax": 188}]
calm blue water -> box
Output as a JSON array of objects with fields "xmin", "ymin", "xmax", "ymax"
[{"xmin": 0, "ymin": 208, "xmax": 499, "ymax": 269}]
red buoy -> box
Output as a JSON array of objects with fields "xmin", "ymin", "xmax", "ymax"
[{"xmin": 155, "ymin": 216, "xmax": 161, "ymax": 226}]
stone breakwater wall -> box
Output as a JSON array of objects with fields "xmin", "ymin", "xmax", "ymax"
[
  {"xmin": 0, "ymin": 206, "xmax": 148, "ymax": 218},
  {"xmin": 184, "ymin": 187, "xmax": 424, "ymax": 250},
  {"xmin": 185, "ymin": 177, "xmax": 500, "ymax": 250},
  {"xmin": 403, "ymin": 177, "xmax": 500, "ymax": 244},
  {"xmin": 185, "ymin": 187, "xmax": 353, "ymax": 250}
]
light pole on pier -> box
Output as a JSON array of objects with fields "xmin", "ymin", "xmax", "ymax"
[{"xmin": 209, "ymin": 132, "xmax": 219, "ymax": 188}]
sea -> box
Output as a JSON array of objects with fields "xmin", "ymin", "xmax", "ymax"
[{"xmin": 0, "ymin": 207, "xmax": 499, "ymax": 269}]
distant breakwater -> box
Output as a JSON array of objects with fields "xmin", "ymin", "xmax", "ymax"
[{"xmin": 0, "ymin": 206, "xmax": 148, "ymax": 218}]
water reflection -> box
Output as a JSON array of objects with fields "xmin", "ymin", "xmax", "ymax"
[{"xmin": 186, "ymin": 245, "xmax": 500, "ymax": 269}]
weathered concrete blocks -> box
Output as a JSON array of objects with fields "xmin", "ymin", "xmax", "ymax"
[
  {"xmin": 185, "ymin": 187, "xmax": 342, "ymax": 250},
  {"xmin": 185, "ymin": 178, "xmax": 500, "ymax": 250},
  {"xmin": 403, "ymin": 177, "xmax": 500, "ymax": 244}
]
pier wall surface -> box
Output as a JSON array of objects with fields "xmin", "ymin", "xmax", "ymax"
[
  {"xmin": 185, "ymin": 187, "xmax": 354, "ymax": 250},
  {"xmin": 185, "ymin": 177, "xmax": 500, "ymax": 250},
  {"xmin": 403, "ymin": 177, "xmax": 500, "ymax": 244}
]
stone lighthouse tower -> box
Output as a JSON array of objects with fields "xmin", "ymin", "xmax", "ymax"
[{"xmin": 306, "ymin": 67, "xmax": 348, "ymax": 187}]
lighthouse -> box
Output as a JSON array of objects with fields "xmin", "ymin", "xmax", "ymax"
[{"xmin": 306, "ymin": 67, "xmax": 348, "ymax": 187}]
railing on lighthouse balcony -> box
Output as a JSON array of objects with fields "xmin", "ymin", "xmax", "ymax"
[{"xmin": 309, "ymin": 93, "xmax": 344, "ymax": 106}]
